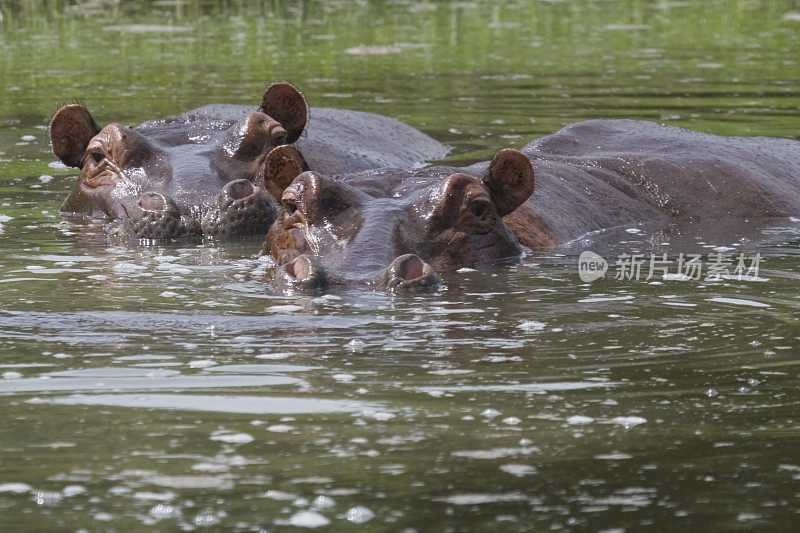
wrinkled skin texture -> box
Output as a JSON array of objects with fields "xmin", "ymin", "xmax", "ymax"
[
  {"xmin": 50, "ymin": 82, "xmax": 447, "ymax": 242},
  {"xmin": 265, "ymin": 120, "xmax": 800, "ymax": 290}
]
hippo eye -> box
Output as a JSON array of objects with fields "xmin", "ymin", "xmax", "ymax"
[
  {"xmin": 469, "ymin": 200, "xmax": 490, "ymax": 219},
  {"xmin": 90, "ymin": 151, "xmax": 105, "ymax": 164}
]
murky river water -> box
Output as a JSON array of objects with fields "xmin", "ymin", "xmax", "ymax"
[{"xmin": 1, "ymin": 1, "xmax": 799, "ymax": 530}]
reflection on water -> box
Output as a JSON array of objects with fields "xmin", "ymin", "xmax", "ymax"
[{"xmin": 1, "ymin": 0, "xmax": 800, "ymax": 531}]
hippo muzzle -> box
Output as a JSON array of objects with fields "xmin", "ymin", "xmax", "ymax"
[{"xmin": 277, "ymin": 253, "xmax": 441, "ymax": 292}]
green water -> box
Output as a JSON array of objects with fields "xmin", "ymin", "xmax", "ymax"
[{"xmin": 1, "ymin": 0, "xmax": 800, "ymax": 530}]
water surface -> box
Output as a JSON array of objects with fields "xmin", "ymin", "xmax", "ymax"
[{"xmin": 1, "ymin": 1, "xmax": 799, "ymax": 530}]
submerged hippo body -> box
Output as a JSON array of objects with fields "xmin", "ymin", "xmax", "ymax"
[
  {"xmin": 50, "ymin": 82, "xmax": 447, "ymax": 241},
  {"xmin": 263, "ymin": 119, "xmax": 800, "ymax": 290}
]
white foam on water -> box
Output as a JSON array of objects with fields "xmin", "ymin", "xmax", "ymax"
[
  {"xmin": 210, "ymin": 431, "xmax": 254, "ymax": 444},
  {"xmin": 499, "ymin": 464, "xmax": 537, "ymax": 476},
  {"xmin": 434, "ymin": 492, "xmax": 529, "ymax": 505},
  {"xmin": 31, "ymin": 393, "xmax": 377, "ymax": 415},
  {"xmin": 0, "ymin": 482, "xmax": 31, "ymax": 493},
  {"xmin": 706, "ymin": 297, "xmax": 771, "ymax": 308},
  {"xmin": 578, "ymin": 295, "xmax": 634, "ymax": 303},
  {"xmin": 566, "ymin": 415, "xmax": 594, "ymax": 425},
  {"xmin": 416, "ymin": 381, "xmax": 616, "ymax": 393},
  {"xmin": 267, "ymin": 424, "xmax": 295, "ymax": 433},
  {"xmin": 518, "ymin": 320, "xmax": 547, "ymax": 332},
  {"xmin": 344, "ymin": 505, "xmax": 375, "ymax": 523},
  {"xmin": 610, "ymin": 416, "xmax": 647, "ymax": 428},
  {"xmin": 286, "ymin": 510, "xmax": 330, "ymax": 528},
  {"xmin": 452, "ymin": 447, "xmax": 539, "ymax": 460}
]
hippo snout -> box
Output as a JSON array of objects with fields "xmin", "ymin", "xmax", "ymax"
[
  {"xmin": 378, "ymin": 254, "xmax": 441, "ymax": 292},
  {"xmin": 118, "ymin": 192, "xmax": 201, "ymax": 241},
  {"xmin": 202, "ymin": 179, "xmax": 278, "ymax": 238}
]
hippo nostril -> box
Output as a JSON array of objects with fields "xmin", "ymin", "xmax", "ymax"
[
  {"xmin": 283, "ymin": 200, "xmax": 298, "ymax": 215},
  {"xmin": 138, "ymin": 192, "xmax": 168, "ymax": 212},
  {"xmin": 395, "ymin": 254, "xmax": 426, "ymax": 281},
  {"xmin": 268, "ymin": 124, "xmax": 288, "ymax": 145},
  {"xmin": 225, "ymin": 179, "xmax": 255, "ymax": 201},
  {"xmin": 379, "ymin": 254, "xmax": 441, "ymax": 291},
  {"xmin": 286, "ymin": 255, "xmax": 312, "ymax": 280}
]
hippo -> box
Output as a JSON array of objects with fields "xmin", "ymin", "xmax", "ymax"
[
  {"xmin": 49, "ymin": 81, "xmax": 448, "ymax": 241},
  {"xmin": 262, "ymin": 119, "xmax": 800, "ymax": 290}
]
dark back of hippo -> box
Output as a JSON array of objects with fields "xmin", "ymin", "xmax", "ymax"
[
  {"xmin": 153, "ymin": 103, "xmax": 448, "ymax": 174},
  {"xmin": 464, "ymin": 119, "xmax": 800, "ymax": 244}
]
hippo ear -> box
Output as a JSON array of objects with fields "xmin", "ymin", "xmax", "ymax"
[
  {"xmin": 49, "ymin": 104, "xmax": 102, "ymax": 168},
  {"xmin": 263, "ymin": 144, "xmax": 309, "ymax": 201},
  {"xmin": 259, "ymin": 81, "xmax": 308, "ymax": 144},
  {"xmin": 482, "ymin": 149, "xmax": 534, "ymax": 217}
]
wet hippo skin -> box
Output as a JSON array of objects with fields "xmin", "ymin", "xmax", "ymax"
[
  {"xmin": 49, "ymin": 81, "xmax": 448, "ymax": 241},
  {"xmin": 262, "ymin": 119, "xmax": 800, "ymax": 290}
]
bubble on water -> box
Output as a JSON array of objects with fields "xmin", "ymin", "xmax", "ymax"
[
  {"xmin": 333, "ymin": 373, "xmax": 356, "ymax": 383},
  {"xmin": 502, "ymin": 417, "xmax": 521, "ymax": 425},
  {"xmin": 262, "ymin": 490, "xmax": 297, "ymax": 500},
  {"xmin": 345, "ymin": 505, "xmax": 375, "ymax": 523},
  {"xmin": 192, "ymin": 462, "xmax": 229, "ymax": 473},
  {"xmin": 452, "ymin": 447, "xmax": 539, "ymax": 459},
  {"xmin": 500, "ymin": 464, "xmax": 537, "ymax": 476},
  {"xmin": 567, "ymin": 415, "xmax": 594, "ymax": 425},
  {"xmin": 160, "ymin": 291, "xmax": 180, "ymax": 298},
  {"xmin": 625, "ymin": 228, "xmax": 642, "ymax": 234},
  {"xmin": 193, "ymin": 511, "xmax": 222, "ymax": 527},
  {"xmin": 210, "ymin": 431, "xmax": 254, "ymax": 444},
  {"xmin": 134, "ymin": 491, "xmax": 176, "ymax": 501},
  {"xmin": 266, "ymin": 305, "xmax": 304, "ymax": 313},
  {"xmin": 21, "ymin": 135, "xmax": 36, "ymax": 141},
  {"xmin": 518, "ymin": 320, "xmax": 546, "ymax": 332},
  {"xmin": 256, "ymin": 352, "xmax": 293, "ymax": 360},
  {"xmin": 63, "ymin": 485, "xmax": 86, "ymax": 497},
  {"xmin": 188, "ymin": 359, "xmax": 215, "ymax": 368},
  {"xmin": 346, "ymin": 339, "xmax": 365, "ymax": 352},
  {"xmin": 149, "ymin": 503, "xmax": 180, "ymax": 521},
  {"xmin": 312, "ymin": 495, "xmax": 336, "ymax": 509},
  {"xmin": 481, "ymin": 408, "xmax": 501, "ymax": 419},
  {"xmin": 38, "ymin": 174, "xmax": 54, "ymax": 183},
  {"xmin": 611, "ymin": 416, "xmax": 647, "ymax": 428},
  {"xmin": 0, "ymin": 482, "xmax": 31, "ymax": 493},
  {"xmin": 361, "ymin": 409, "xmax": 395, "ymax": 421},
  {"xmin": 48, "ymin": 160, "xmax": 69, "ymax": 170},
  {"xmin": 94, "ymin": 512, "xmax": 114, "ymax": 521},
  {"xmin": 2, "ymin": 371, "xmax": 22, "ymax": 380},
  {"xmin": 113, "ymin": 262, "xmax": 145, "ymax": 274},
  {"xmin": 456, "ymin": 267, "xmax": 477, "ymax": 273},
  {"xmin": 267, "ymin": 424, "xmax": 295, "ymax": 433},
  {"xmin": 286, "ymin": 510, "xmax": 330, "ymax": 528},
  {"xmin": 706, "ymin": 388, "xmax": 719, "ymax": 398},
  {"xmin": 33, "ymin": 490, "xmax": 63, "ymax": 505}
]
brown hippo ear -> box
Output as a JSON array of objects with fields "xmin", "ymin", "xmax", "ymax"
[
  {"xmin": 263, "ymin": 144, "xmax": 309, "ymax": 201},
  {"xmin": 49, "ymin": 104, "xmax": 102, "ymax": 168},
  {"xmin": 482, "ymin": 148, "xmax": 534, "ymax": 217},
  {"xmin": 259, "ymin": 81, "xmax": 308, "ymax": 144}
]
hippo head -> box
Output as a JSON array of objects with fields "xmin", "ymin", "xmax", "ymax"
[
  {"xmin": 49, "ymin": 82, "xmax": 309, "ymax": 241},
  {"xmin": 263, "ymin": 149, "xmax": 535, "ymax": 290}
]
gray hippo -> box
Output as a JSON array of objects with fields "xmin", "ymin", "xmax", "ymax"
[
  {"xmin": 49, "ymin": 81, "xmax": 448, "ymax": 241},
  {"xmin": 262, "ymin": 119, "xmax": 800, "ymax": 290}
]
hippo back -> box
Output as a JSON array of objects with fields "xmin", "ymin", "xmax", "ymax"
[{"xmin": 136, "ymin": 104, "xmax": 449, "ymax": 174}]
